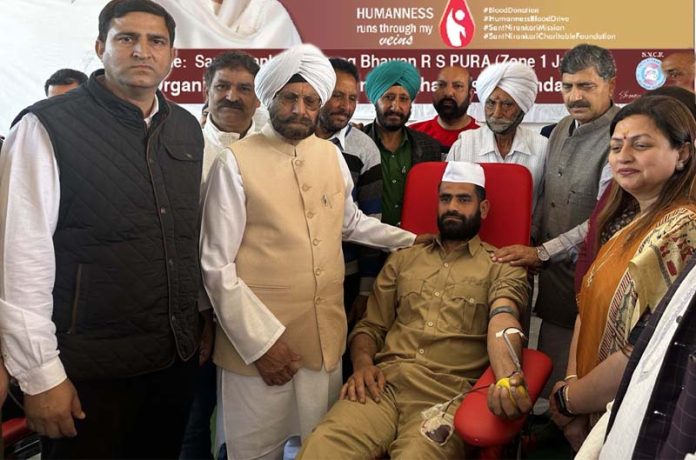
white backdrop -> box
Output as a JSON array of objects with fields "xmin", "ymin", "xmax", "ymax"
[{"xmin": 0, "ymin": 0, "xmax": 301, "ymax": 134}]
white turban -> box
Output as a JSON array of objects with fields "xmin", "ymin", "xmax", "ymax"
[
  {"xmin": 442, "ymin": 162, "xmax": 485, "ymax": 188},
  {"xmin": 254, "ymin": 43, "xmax": 336, "ymax": 109},
  {"xmin": 476, "ymin": 62, "xmax": 539, "ymax": 113}
]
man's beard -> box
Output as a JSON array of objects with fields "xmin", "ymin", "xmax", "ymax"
[
  {"xmin": 437, "ymin": 209, "xmax": 482, "ymax": 242},
  {"xmin": 486, "ymin": 110, "xmax": 524, "ymax": 135},
  {"xmin": 376, "ymin": 106, "xmax": 411, "ymax": 132},
  {"xmin": 271, "ymin": 108, "xmax": 316, "ymax": 140},
  {"xmin": 434, "ymin": 96, "xmax": 470, "ymax": 123},
  {"xmin": 318, "ymin": 107, "xmax": 351, "ymax": 134}
]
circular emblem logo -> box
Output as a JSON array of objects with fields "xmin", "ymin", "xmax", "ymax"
[{"xmin": 635, "ymin": 57, "xmax": 666, "ymax": 90}]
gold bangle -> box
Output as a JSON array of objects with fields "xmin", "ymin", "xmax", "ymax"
[{"xmin": 563, "ymin": 374, "xmax": 578, "ymax": 381}]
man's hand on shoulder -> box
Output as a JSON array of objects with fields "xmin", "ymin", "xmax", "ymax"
[
  {"xmin": 254, "ymin": 339, "xmax": 302, "ymax": 387},
  {"xmin": 24, "ymin": 378, "xmax": 85, "ymax": 439},
  {"xmin": 413, "ymin": 233, "xmax": 436, "ymax": 246},
  {"xmin": 491, "ymin": 244, "xmax": 541, "ymax": 269},
  {"xmin": 340, "ymin": 361, "xmax": 385, "ymax": 404},
  {"xmin": 486, "ymin": 371, "xmax": 532, "ymax": 420}
]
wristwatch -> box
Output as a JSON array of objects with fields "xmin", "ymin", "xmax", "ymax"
[
  {"xmin": 535, "ymin": 245, "xmax": 550, "ymax": 262},
  {"xmin": 554, "ymin": 385, "xmax": 575, "ymax": 417}
]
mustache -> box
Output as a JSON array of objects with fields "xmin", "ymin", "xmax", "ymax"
[
  {"xmin": 437, "ymin": 97, "xmax": 457, "ymax": 105},
  {"xmin": 383, "ymin": 110, "xmax": 406, "ymax": 118},
  {"xmin": 282, "ymin": 114, "xmax": 314, "ymax": 126},
  {"xmin": 217, "ymin": 100, "xmax": 245, "ymax": 110},
  {"xmin": 567, "ymin": 100, "xmax": 591, "ymax": 109},
  {"xmin": 487, "ymin": 117, "xmax": 515, "ymax": 127},
  {"xmin": 442, "ymin": 211, "xmax": 465, "ymax": 219},
  {"xmin": 488, "ymin": 116, "xmax": 513, "ymax": 123},
  {"xmin": 329, "ymin": 109, "xmax": 351, "ymax": 117}
]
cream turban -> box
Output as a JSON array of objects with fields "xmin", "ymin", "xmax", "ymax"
[
  {"xmin": 442, "ymin": 162, "xmax": 485, "ymax": 188},
  {"xmin": 254, "ymin": 43, "xmax": 336, "ymax": 109},
  {"xmin": 476, "ymin": 62, "xmax": 539, "ymax": 113}
]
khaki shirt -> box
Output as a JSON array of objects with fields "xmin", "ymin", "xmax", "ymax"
[{"xmin": 351, "ymin": 236, "xmax": 528, "ymax": 386}]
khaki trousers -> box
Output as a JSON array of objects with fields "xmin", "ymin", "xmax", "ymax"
[{"xmin": 298, "ymin": 363, "xmax": 472, "ymax": 459}]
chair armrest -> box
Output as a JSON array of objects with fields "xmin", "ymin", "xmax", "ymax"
[
  {"xmin": 454, "ymin": 349, "xmax": 552, "ymax": 447},
  {"xmin": 2, "ymin": 417, "xmax": 31, "ymax": 447}
]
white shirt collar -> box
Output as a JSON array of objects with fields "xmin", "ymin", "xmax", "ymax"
[
  {"xmin": 203, "ymin": 115, "xmax": 255, "ymax": 147},
  {"xmin": 328, "ymin": 124, "xmax": 350, "ymax": 150},
  {"xmin": 143, "ymin": 96, "xmax": 160, "ymax": 127},
  {"xmin": 478, "ymin": 124, "xmax": 534, "ymax": 158}
]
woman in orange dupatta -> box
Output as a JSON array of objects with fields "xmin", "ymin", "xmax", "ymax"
[{"xmin": 548, "ymin": 95, "xmax": 696, "ymax": 451}]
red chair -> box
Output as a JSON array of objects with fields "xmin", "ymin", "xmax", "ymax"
[
  {"xmin": 401, "ymin": 162, "xmax": 553, "ymax": 457},
  {"xmin": 454, "ymin": 349, "xmax": 552, "ymax": 458},
  {"xmin": 2, "ymin": 417, "xmax": 30, "ymax": 447},
  {"xmin": 3, "ymin": 416, "xmax": 40, "ymax": 459}
]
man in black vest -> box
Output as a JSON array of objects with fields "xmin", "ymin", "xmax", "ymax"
[{"xmin": 0, "ymin": 0, "xmax": 203, "ymax": 457}]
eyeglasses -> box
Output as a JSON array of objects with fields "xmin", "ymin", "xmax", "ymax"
[{"xmin": 275, "ymin": 91, "xmax": 322, "ymax": 110}]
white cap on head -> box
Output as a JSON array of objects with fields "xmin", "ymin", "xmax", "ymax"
[{"xmin": 442, "ymin": 161, "xmax": 485, "ymax": 188}]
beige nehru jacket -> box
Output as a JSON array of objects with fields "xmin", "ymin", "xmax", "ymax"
[
  {"xmin": 213, "ymin": 126, "xmax": 347, "ymax": 376},
  {"xmin": 351, "ymin": 237, "xmax": 529, "ymax": 383}
]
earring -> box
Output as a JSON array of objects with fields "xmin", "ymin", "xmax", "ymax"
[{"xmin": 676, "ymin": 162, "xmax": 685, "ymax": 171}]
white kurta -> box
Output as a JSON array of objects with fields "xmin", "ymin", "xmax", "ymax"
[
  {"xmin": 200, "ymin": 126, "xmax": 416, "ymax": 459},
  {"xmin": 201, "ymin": 114, "xmax": 262, "ymax": 454},
  {"xmin": 219, "ymin": 364, "xmax": 342, "ymax": 460},
  {"xmin": 200, "ymin": 132, "xmax": 416, "ymax": 368},
  {"xmin": 202, "ymin": 116, "xmax": 259, "ymax": 190},
  {"xmin": 447, "ymin": 124, "xmax": 548, "ymax": 212}
]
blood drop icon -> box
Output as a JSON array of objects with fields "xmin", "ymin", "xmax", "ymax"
[{"xmin": 440, "ymin": 0, "xmax": 475, "ymax": 48}]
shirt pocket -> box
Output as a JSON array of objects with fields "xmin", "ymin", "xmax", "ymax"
[
  {"xmin": 161, "ymin": 142, "xmax": 203, "ymax": 210},
  {"xmin": 438, "ymin": 284, "xmax": 489, "ymax": 334},
  {"xmin": 567, "ymin": 189, "xmax": 596, "ymax": 215},
  {"xmin": 164, "ymin": 142, "xmax": 203, "ymax": 163},
  {"xmin": 320, "ymin": 189, "xmax": 344, "ymax": 218},
  {"xmin": 395, "ymin": 278, "xmax": 424, "ymax": 325}
]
